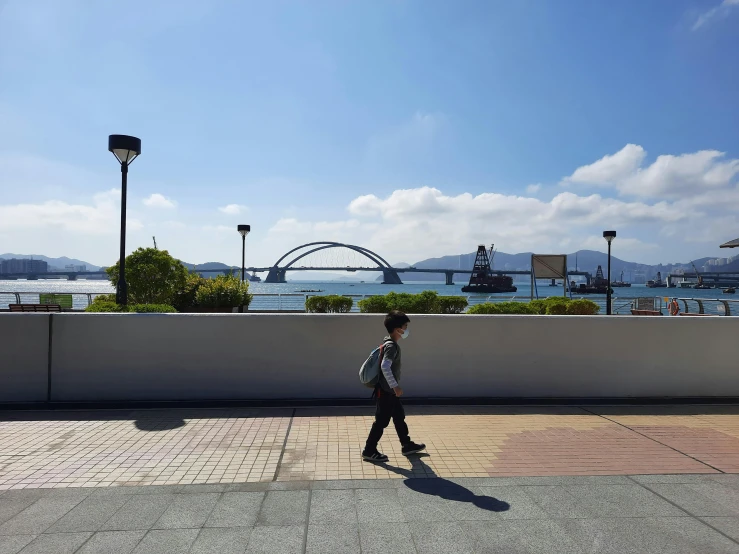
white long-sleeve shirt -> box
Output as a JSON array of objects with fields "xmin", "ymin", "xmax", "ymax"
[{"xmin": 380, "ymin": 356, "xmax": 398, "ymax": 389}]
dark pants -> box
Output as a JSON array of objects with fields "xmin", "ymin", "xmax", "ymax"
[{"xmin": 364, "ymin": 390, "xmax": 411, "ymax": 452}]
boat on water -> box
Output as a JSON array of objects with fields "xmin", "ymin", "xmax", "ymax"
[
  {"xmin": 569, "ymin": 265, "xmax": 612, "ymax": 294},
  {"xmin": 646, "ymin": 271, "xmax": 667, "ymax": 288},
  {"xmin": 296, "ymin": 289, "xmax": 324, "ymax": 293},
  {"xmin": 611, "ymin": 270, "xmax": 631, "ymax": 288},
  {"xmin": 694, "ymin": 283, "xmax": 713, "ymax": 290},
  {"xmin": 723, "ymin": 287, "xmax": 736, "ymax": 294},
  {"xmin": 461, "ymin": 244, "xmax": 517, "ymax": 294}
]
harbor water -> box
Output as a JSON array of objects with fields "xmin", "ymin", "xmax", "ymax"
[{"xmin": 1, "ymin": 279, "xmax": 736, "ymax": 315}]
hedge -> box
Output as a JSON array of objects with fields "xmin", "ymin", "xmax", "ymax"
[
  {"xmin": 468, "ymin": 297, "xmax": 599, "ymax": 315},
  {"xmin": 357, "ymin": 291, "xmax": 467, "ymax": 314},
  {"xmin": 305, "ymin": 295, "xmax": 354, "ymax": 313},
  {"xmin": 85, "ymin": 301, "xmax": 176, "ymax": 313}
]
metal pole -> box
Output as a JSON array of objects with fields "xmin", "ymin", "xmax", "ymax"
[
  {"xmin": 116, "ymin": 163, "xmax": 128, "ymax": 305},
  {"xmin": 606, "ymin": 241, "xmax": 612, "ymax": 315},
  {"xmin": 239, "ymin": 234, "xmax": 246, "ymax": 313}
]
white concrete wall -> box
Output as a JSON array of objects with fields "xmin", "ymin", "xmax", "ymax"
[
  {"xmin": 0, "ymin": 314, "xmax": 50, "ymax": 402},
  {"xmin": 47, "ymin": 313, "xmax": 739, "ymax": 402}
]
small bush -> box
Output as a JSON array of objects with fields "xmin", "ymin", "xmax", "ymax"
[
  {"xmin": 467, "ymin": 302, "xmax": 537, "ymax": 315},
  {"xmin": 172, "ymin": 273, "xmax": 207, "ymax": 312},
  {"xmin": 195, "ymin": 273, "xmax": 252, "ymax": 309},
  {"xmin": 565, "ymin": 299, "xmax": 600, "ymax": 315},
  {"xmin": 357, "ymin": 296, "xmax": 389, "ymax": 313},
  {"xmin": 437, "ymin": 296, "xmax": 469, "ymax": 314},
  {"xmin": 305, "ymin": 295, "xmax": 354, "ymax": 313},
  {"xmin": 85, "ymin": 302, "xmax": 176, "ymax": 313}
]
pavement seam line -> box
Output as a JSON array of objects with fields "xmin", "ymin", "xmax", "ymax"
[
  {"xmin": 577, "ymin": 406, "xmax": 726, "ymax": 473},
  {"xmin": 272, "ymin": 408, "xmax": 296, "ymax": 482},
  {"xmin": 626, "ymin": 476, "xmax": 739, "ymax": 547},
  {"xmin": 302, "ymin": 488, "xmax": 312, "ymax": 554}
]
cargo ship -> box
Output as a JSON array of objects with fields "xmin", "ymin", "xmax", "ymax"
[{"xmin": 461, "ymin": 244, "xmax": 518, "ymax": 294}]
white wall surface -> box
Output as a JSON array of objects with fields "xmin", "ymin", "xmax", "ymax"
[
  {"xmin": 0, "ymin": 314, "xmax": 50, "ymax": 402},
  {"xmin": 44, "ymin": 314, "xmax": 739, "ymax": 402}
]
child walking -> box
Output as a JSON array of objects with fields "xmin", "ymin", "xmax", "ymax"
[{"xmin": 362, "ymin": 310, "xmax": 426, "ymax": 462}]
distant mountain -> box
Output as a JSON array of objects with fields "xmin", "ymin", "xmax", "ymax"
[{"xmin": 0, "ymin": 254, "xmax": 101, "ymax": 271}]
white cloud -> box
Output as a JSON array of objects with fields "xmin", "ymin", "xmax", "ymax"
[
  {"xmin": 563, "ymin": 144, "xmax": 739, "ymax": 199},
  {"xmin": 526, "ymin": 184, "xmax": 542, "ymax": 195},
  {"xmin": 218, "ymin": 204, "xmax": 247, "ymax": 215},
  {"xmin": 563, "ymin": 144, "xmax": 646, "ymax": 187},
  {"xmin": 365, "ymin": 111, "xmax": 445, "ymax": 166},
  {"xmin": 0, "ymin": 189, "xmax": 143, "ymax": 234},
  {"xmin": 143, "ymin": 193, "xmax": 176, "ymax": 209},
  {"xmin": 693, "ymin": 0, "xmax": 739, "ymax": 30}
]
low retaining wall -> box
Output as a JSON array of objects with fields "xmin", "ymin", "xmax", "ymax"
[
  {"xmin": 0, "ymin": 314, "xmax": 50, "ymax": 402},
  {"xmin": 2, "ymin": 313, "xmax": 739, "ymax": 403}
]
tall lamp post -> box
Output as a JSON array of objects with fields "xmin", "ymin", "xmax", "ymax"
[
  {"xmin": 108, "ymin": 135, "xmax": 141, "ymax": 306},
  {"xmin": 603, "ymin": 230, "xmax": 616, "ymax": 315},
  {"xmin": 237, "ymin": 225, "xmax": 250, "ymax": 313}
]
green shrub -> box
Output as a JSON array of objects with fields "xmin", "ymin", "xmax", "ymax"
[
  {"xmin": 305, "ymin": 295, "xmax": 354, "ymax": 313},
  {"xmin": 437, "ymin": 296, "xmax": 469, "ymax": 314},
  {"xmin": 172, "ymin": 273, "xmax": 207, "ymax": 312},
  {"xmin": 565, "ymin": 299, "xmax": 600, "ymax": 315},
  {"xmin": 106, "ymin": 247, "xmax": 188, "ymax": 305},
  {"xmin": 195, "ymin": 273, "xmax": 252, "ymax": 309},
  {"xmin": 357, "ymin": 295, "xmax": 390, "ymax": 313},
  {"xmin": 85, "ymin": 302, "xmax": 176, "ymax": 313},
  {"xmin": 467, "ymin": 302, "xmax": 537, "ymax": 315}
]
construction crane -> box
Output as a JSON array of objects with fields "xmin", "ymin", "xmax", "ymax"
[
  {"xmin": 690, "ymin": 260, "xmax": 710, "ymax": 289},
  {"xmin": 152, "ymin": 236, "xmax": 157, "ymax": 250}
]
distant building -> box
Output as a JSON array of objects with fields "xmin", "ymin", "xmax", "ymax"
[
  {"xmin": 64, "ymin": 264, "xmax": 87, "ymax": 272},
  {"xmin": 0, "ymin": 258, "xmax": 48, "ymax": 274}
]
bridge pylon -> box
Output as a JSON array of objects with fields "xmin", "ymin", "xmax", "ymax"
[
  {"xmin": 382, "ymin": 269, "xmax": 403, "ymax": 285},
  {"xmin": 265, "ymin": 267, "xmax": 287, "ymax": 284},
  {"xmin": 445, "ymin": 271, "xmax": 454, "ymax": 286}
]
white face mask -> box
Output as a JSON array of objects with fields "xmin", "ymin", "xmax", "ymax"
[{"xmin": 400, "ymin": 329, "xmax": 410, "ymax": 340}]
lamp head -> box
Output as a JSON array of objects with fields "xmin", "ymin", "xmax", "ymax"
[
  {"xmin": 238, "ymin": 224, "xmax": 250, "ymax": 237},
  {"xmin": 108, "ymin": 135, "xmax": 141, "ymax": 165},
  {"xmin": 603, "ymin": 230, "xmax": 616, "ymax": 244}
]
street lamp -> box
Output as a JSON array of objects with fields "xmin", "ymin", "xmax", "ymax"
[
  {"xmin": 603, "ymin": 230, "xmax": 616, "ymax": 315},
  {"xmin": 108, "ymin": 134, "xmax": 141, "ymax": 306},
  {"xmin": 237, "ymin": 225, "xmax": 250, "ymax": 313}
]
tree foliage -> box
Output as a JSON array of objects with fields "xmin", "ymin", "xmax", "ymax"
[
  {"xmin": 305, "ymin": 295, "xmax": 354, "ymax": 313},
  {"xmin": 106, "ymin": 247, "xmax": 188, "ymax": 305},
  {"xmin": 195, "ymin": 273, "xmax": 252, "ymax": 309}
]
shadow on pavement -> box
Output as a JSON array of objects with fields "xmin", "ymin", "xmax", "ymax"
[
  {"xmin": 134, "ymin": 416, "xmax": 186, "ymax": 431},
  {"xmin": 382, "ymin": 454, "xmax": 510, "ymax": 512}
]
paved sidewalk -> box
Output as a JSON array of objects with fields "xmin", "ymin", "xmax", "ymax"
[
  {"xmin": 1, "ymin": 473, "xmax": 739, "ymax": 553},
  {"xmin": 1, "ymin": 405, "xmax": 739, "ymax": 552}
]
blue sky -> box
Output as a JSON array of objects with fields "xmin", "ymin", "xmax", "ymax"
[{"xmin": 1, "ymin": 0, "xmax": 738, "ymax": 267}]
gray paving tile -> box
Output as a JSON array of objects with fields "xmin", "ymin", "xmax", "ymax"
[
  {"xmin": 306, "ymin": 524, "xmax": 359, "ymax": 554},
  {"xmin": 88, "ymin": 487, "xmax": 141, "ymax": 498},
  {"xmin": 206, "ymin": 492, "xmax": 264, "ymax": 528},
  {"xmin": 257, "ymin": 491, "xmax": 309, "ymax": 526},
  {"xmin": 562, "ymin": 484, "xmax": 686, "ymax": 518},
  {"xmin": 410, "ymin": 521, "xmax": 476, "ymax": 554},
  {"xmin": 0, "ymin": 535, "xmax": 36, "ymax": 554},
  {"xmin": 561, "ymin": 517, "xmax": 739, "ymax": 554},
  {"xmin": 76, "ymin": 530, "xmax": 147, "ymax": 554},
  {"xmin": 190, "ymin": 528, "xmax": 251, "ymax": 554},
  {"xmin": 134, "ymin": 486, "xmax": 182, "ymax": 495},
  {"xmin": 522, "ymin": 485, "xmax": 592, "ymax": 519},
  {"xmin": 702, "ymin": 517, "xmax": 739, "ymax": 542},
  {"xmin": 648, "ymin": 483, "xmax": 739, "ymax": 516},
  {"xmin": 47, "ymin": 496, "xmax": 129, "ymax": 532},
  {"xmin": 267, "ymin": 481, "xmax": 311, "ymax": 491},
  {"xmin": 245, "ymin": 525, "xmax": 304, "ymax": 554},
  {"xmin": 397, "ymin": 487, "xmax": 456, "ymax": 522},
  {"xmin": 359, "ymin": 522, "xmax": 416, "ymax": 554},
  {"xmin": 178, "ymin": 484, "xmax": 227, "ymax": 494},
  {"xmin": 152, "ymin": 493, "xmax": 220, "ymax": 529},
  {"xmin": 131, "ymin": 529, "xmax": 199, "ymax": 554},
  {"xmin": 311, "ymin": 479, "xmax": 399, "ymax": 490},
  {"xmin": 0, "ymin": 497, "xmax": 84, "ymax": 535},
  {"xmin": 100, "ymin": 495, "xmax": 175, "ymax": 531},
  {"xmin": 630, "ymin": 474, "xmax": 717, "ymax": 485},
  {"xmin": 0, "ymin": 491, "xmax": 47, "ymax": 504},
  {"xmin": 0, "ymin": 500, "xmax": 38, "ymax": 527},
  {"xmin": 17, "ymin": 532, "xmax": 91, "ymax": 554},
  {"xmin": 458, "ymin": 520, "xmax": 530, "ymax": 553},
  {"xmin": 309, "ymin": 490, "xmax": 357, "ymax": 525},
  {"xmin": 225, "ymin": 483, "xmax": 271, "ymax": 493},
  {"xmin": 475, "ymin": 486, "xmax": 547, "ymax": 520},
  {"xmin": 356, "ymin": 489, "xmax": 406, "ymax": 524},
  {"xmin": 509, "ymin": 520, "xmax": 589, "ymax": 553}
]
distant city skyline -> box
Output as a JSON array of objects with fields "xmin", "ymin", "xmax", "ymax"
[{"xmin": 1, "ymin": 1, "xmax": 738, "ymax": 267}]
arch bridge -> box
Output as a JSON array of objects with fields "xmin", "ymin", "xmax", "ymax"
[{"xmin": 265, "ymin": 242, "xmax": 403, "ymax": 284}]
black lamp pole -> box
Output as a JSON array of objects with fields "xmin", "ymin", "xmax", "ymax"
[
  {"xmin": 237, "ymin": 225, "xmax": 250, "ymax": 313},
  {"xmin": 603, "ymin": 230, "xmax": 616, "ymax": 315},
  {"xmin": 108, "ymin": 135, "xmax": 141, "ymax": 306}
]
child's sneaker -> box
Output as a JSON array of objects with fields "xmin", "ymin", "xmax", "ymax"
[
  {"xmin": 362, "ymin": 450, "xmax": 389, "ymax": 462},
  {"xmin": 402, "ymin": 442, "xmax": 426, "ymax": 456}
]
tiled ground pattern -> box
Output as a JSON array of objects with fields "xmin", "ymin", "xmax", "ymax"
[{"xmin": 1, "ymin": 405, "xmax": 738, "ymax": 489}]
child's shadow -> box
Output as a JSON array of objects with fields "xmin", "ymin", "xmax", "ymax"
[{"xmin": 381, "ymin": 454, "xmax": 510, "ymax": 512}]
